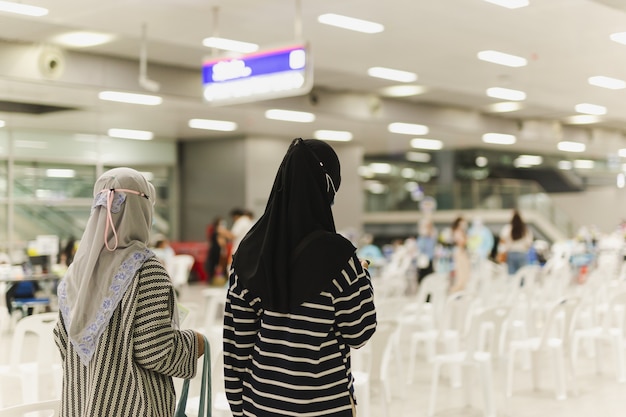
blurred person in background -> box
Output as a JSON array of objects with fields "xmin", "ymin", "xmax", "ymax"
[
  {"xmin": 450, "ymin": 215, "xmax": 470, "ymax": 292},
  {"xmin": 499, "ymin": 209, "xmax": 533, "ymax": 275},
  {"xmin": 416, "ymin": 217, "xmax": 438, "ymax": 285}
]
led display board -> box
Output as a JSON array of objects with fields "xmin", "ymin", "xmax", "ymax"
[{"xmin": 201, "ymin": 42, "xmax": 313, "ymax": 106}]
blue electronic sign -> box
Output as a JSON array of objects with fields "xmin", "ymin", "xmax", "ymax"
[{"xmin": 201, "ymin": 43, "xmax": 313, "ymax": 105}]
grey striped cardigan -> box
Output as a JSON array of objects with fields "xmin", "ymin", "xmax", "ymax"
[{"xmin": 53, "ymin": 258, "xmax": 199, "ymax": 417}]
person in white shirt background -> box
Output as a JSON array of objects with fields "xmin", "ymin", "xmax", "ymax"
[{"xmin": 222, "ymin": 208, "xmax": 254, "ymax": 270}]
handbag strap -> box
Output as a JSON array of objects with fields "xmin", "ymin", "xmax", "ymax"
[{"xmin": 175, "ymin": 334, "xmax": 212, "ymax": 417}]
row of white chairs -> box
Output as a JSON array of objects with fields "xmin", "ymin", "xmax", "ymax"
[{"xmin": 374, "ymin": 252, "xmax": 626, "ymax": 417}]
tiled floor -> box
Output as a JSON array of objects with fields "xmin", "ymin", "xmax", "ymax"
[{"xmin": 1, "ymin": 281, "xmax": 625, "ymax": 416}]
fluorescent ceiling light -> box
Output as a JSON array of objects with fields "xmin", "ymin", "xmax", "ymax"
[
  {"xmin": 98, "ymin": 91, "xmax": 162, "ymax": 106},
  {"xmin": 188, "ymin": 118, "xmax": 237, "ymax": 131},
  {"xmin": 557, "ymin": 141, "xmax": 585, "ymax": 152},
  {"xmin": 0, "ymin": 120, "xmax": 4, "ymax": 128},
  {"xmin": 514, "ymin": 154, "xmax": 542, "ymax": 167},
  {"xmin": 477, "ymin": 50, "xmax": 527, "ymax": 67},
  {"xmin": 574, "ymin": 159, "xmax": 594, "ymax": 169},
  {"xmin": 0, "ymin": 1, "xmax": 48, "ymax": 16},
  {"xmin": 313, "ymin": 130, "xmax": 353, "ymax": 142},
  {"xmin": 369, "ymin": 163, "xmax": 392, "ymax": 174},
  {"xmin": 366, "ymin": 182, "xmax": 387, "ymax": 194},
  {"xmin": 367, "ymin": 67, "xmax": 417, "ymax": 83},
  {"xmin": 486, "ymin": 101, "xmax": 523, "ymax": 112},
  {"xmin": 486, "ymin": 87, "xmax": 526, "ymax": 101},
  {"xmin": 618, "ymin": 173, "xmax": 625, "ymax": 189},
  {"xmin": 476, "ymin": 156, "xmax": 488, "ymax": 167},
  {"xmin": 482, "ymin": 133, "xmax": 516, "ymax": 145},
  {"xmin": 411, "ymin": 138, "xmax": 443, "ymax": 150},
  {"xmin": 619, "ymin": 148, "xmax": 626, "ymax": 158},
  {"xmin": 54, "ymin": 31, "xmax": 114, "ymax": 48},
  {"xmin": 588, "ymin": 76, "xmax": 626, "ymax": 90},
  {"xmin": 610, "ymin": 32, "xmax": 626, "ymax": 45},
  {"xmin": 46, "ymin": 169, "xmax": 75, "ymax": 178},
  {"xmin": 401, "ymin": 168, "xmax": 416, "ymax": 178},
  {"xmin": 317, "ymin": 13, "xmax": 384, "ymax": 34},
  {"xmin": 202, "ymin": 37, "xmax": 258, "ymax": 53},
  {"xmin": 575, "ymin": 103, "xmax": 607, "ymax": 115},
  {"xmin": 406, "ymin": 151, "xmax": 431, "ymax": 163},
  {"xmin": 379, "ymin": 85, "xmax": 425, "ymax": 97},
  {"xmin": 558, "ymin": 160, "xmax": 572, "ymax": 170},
  {"xmin": 265, "ymin": 109, "xmax": 315, "ymax": 123},
  {"xmin": 107, "ymin": 128, "xmax": 153, "ymax": 141},
  {"xmin": 388, "ymin": 122, "xmax": 429, "ymax": 135},
  {"xmin": 564, "ymin": 115, "xmax": 601, "ymax": 125},
  {"xmin": 483, "ymin": 0, "xmax": 529, "ymax": 9}
]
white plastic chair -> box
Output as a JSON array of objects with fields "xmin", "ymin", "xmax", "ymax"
[
  {"xmin": 0, "ymin": 312, "xmax": 61, "ymax": 407},
  {"xmin": 170, "ymin": 254, "xmax": 195, "ymax": 294},
  {"xmin": 505, "ymin": 296, "xmax": 582, "ymax": 400},
  {"xmin": 427, "ymin": 305, "xmax": 511, "ymax": 417},
  {"xmin": 0, "ymin": 398, "xmax": 60, "ymax": 417},
  {"xmin": 571, "ymin": 289, "xmax": 626, "ymax": 383},
  {"xmin": 406, "ymin": 291, "xmax": 475, "ymax": 386}
]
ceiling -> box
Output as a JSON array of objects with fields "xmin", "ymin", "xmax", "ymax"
[{"xmin": 1, "ymin": 0, "xmax": 626, "ymax": 167}]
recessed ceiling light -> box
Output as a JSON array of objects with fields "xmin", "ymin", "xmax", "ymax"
[
  {"xmin": 99, "ymin": 91, "xmax": 162, "ymax": 106},
  {"xmin": 410, "ymin": 138, "xmax": 443, "ymax": 150},
  {"xmin": 619, "ymin": 148, "xmax": 626, "ymax": 158},
  {"xmin": 557, "ymin": 141, "xmax": 585, "ymax": 152},
  {"xmin": 188, "ymin": 118, "xmax": 237, "ymax": 131},
  {"xmin": 482, "ymin": 133, "xmax": 516, "ymax": 145},
  {"xmin": 46, "ymin": 169, "xmax": 75, "ymax": 178},
  {"xmin": 54, "ymin": 32, "xmax": 115, "ymax": 48},
  {"xmin": 483, "ymin": 0, "xmax": 529, "ymax": 9},
  {"xmin": 486, "ymin": 87, "xmax": 526, "ymax": 101},
  {"xmin": 406, "ymin": 152, "xmax": 432, "ymax": 163},
  {"xmin": 317, "ymin": 13, "xmax": 384, "ymax": 34},
  {"xmin": 265, "ymin": 109, "xmax": 315, "ymax": 123},
  {"xmin": 313, "ymin": 130, "xmax": 353, "ymax": 142},
  {"xmin": 476, "ymin": 156, "xmax": 488, "ymax": 167},
  {"xmin": 202, "ymin": 37, "xmax": 258, "ymax": 53},
  {"xmin": 388, "ymin": 122, "xmax": 429, "ymax": 135},
  {"xmin": 0, "ymin": 0, "xmax": 47, "ymax": 16},
  {"xmin": 618, "ymin": 173, "xmax": 625, "ymax": 189},
  {"xmin": 588, "ymin": 76, "xmax": 626, "ymax": 90},
  {"xmin": 514, "ymin": 154, "xmax": 542, "ymax": 167},
  {"xmin": 486, "ymin": 102, "xmax": 523, "ymax": 113},
  {"xmin": 367, "ymin": 67, "xmax": 417, "ymax": 83},
  {"xmin": 558, "ymin": 160, "xmax": 572, "ymax": 170},
  {"xmin": 369, "ymin": 163, "xmax": 392, "ymax": 174},
  {"xmin": 574, "ymin": 159, "xmax": 594, "ymax": 169},
  {"xmin": 610, "ymin": 32, "xmax": 626, "ymax": 45},
  {"xmin": 564, "ymin": 115, "xmax": 601, "ymax": 125},
  {"xmin": 401, "ymin": 168, "xmax": 416, "ymax": 178},
  {"xmin": 379, "ymin": 85, "xmax": 426, "ymax": 97},
  {"xmin": 107, "ymin": 128, "xmax": 153, "ymax": 141},
  {"xmin": 0, "ymin": 120, "xmax": 5, "ymax": 128},
  {"xmin": 574, "ymin": 103, "xmax": 607, "ymax": 115},
  {"xmin": 477, "ymin": 50, "xmax": 527, "ymax": 67}
]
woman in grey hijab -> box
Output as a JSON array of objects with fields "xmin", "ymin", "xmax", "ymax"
[{"xmin": 54, "ymin": 167, "xmax": 204, "ymax": 417}]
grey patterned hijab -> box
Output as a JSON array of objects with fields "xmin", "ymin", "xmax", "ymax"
[{"xmin": 57, "ymin": 167, "xmax": 158, "ymax": 365}]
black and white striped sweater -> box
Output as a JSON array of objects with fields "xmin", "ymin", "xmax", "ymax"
[{"xmin": 223, "ymin": 254, "xmax": 377, "ymax": 417}]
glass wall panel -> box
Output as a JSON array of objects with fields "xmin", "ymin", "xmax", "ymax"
[{"xmin": 12, "ymin": 162, "xmax": 95, "ymax": 199}]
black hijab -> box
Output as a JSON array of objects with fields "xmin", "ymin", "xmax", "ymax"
[{"xmin": 232, "ymin": 138, "xmax": 356, "ymax": 313}]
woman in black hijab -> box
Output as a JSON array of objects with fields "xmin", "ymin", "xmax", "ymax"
[{"xmin": 223, "ymin": 138, "xmax": 377, "ymax": 417}]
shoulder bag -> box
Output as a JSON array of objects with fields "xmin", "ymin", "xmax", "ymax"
[{"xmin": 175, "ymin": 335, "xmax": 212, "ymax": 417}]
